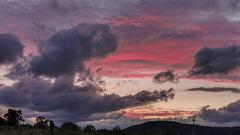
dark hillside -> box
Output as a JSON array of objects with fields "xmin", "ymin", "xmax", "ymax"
[{"xmin": 125, "ymin": 121, "xmax": 240, "ymax": 135}]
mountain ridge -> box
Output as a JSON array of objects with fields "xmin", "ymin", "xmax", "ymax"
[{"xmin": 124, "ymin": 121, "xmax": 240, "ymax": 135}]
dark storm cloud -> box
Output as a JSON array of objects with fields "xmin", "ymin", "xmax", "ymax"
[
  {"xmin": 187, "ymin": 87, "xmax": 240, "ymax": 93},
  {"xmin": 153, "ymin": 70, "xmax": 179, "ymax": 84},
  {"xmin": 0, "ymin": 77, "xmax": 174, "ymax": 122},
  {"xmin": 199, "ymin": 100, "xmax": 240, "ymax": 123},
  {"xmin": 0, "ymin": 34, "xmax": 24, "ymax": 64},
  {"xmin": 190, "ymin": 45, "xmax": 240, "ymax": 75},
  {"xmin": 30, "ymin": 23, "xmax": 118, "ymax": 77}
]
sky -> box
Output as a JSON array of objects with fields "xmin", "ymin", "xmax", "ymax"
[{"xmin": 0, "ymin": 0, "xmax": 240, "ymax": 129}]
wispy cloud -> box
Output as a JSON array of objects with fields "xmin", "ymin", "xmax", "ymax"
[
  {"xmin": 187, "ymin": 87, "xmax": 240, "ymax": 93},
  {"xmin": 153, "ymin": 70, "xmax": 179, "ymax": 84}
]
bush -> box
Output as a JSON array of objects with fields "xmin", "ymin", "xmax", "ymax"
[
  {"xmin": 0, "ymin": 117, "xmax": 6, "ymax": 126},
  {"xmin": 61, "ymin": 122, "xmax": 80, "ymax": 131},
  {"xmin": 34, "ymin": 116, "xmax": 49, "ymax": 129},
  {"xmin": 84, "ymin": 124, "xmax": 96, "ymax": 133}
]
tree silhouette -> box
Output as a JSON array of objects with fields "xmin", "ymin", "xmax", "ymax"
[
  {"xmin": 112, "ymin": 126, "xmax": 121, "ymax": 131},
  {"xmin": 84, "ymin": 124, "xmax": 96, "ymax": 133},
  {"xmin": 112, "ymin": 126, "xmax": 125, "ymax": 135},
  {"xmin": 0, "ymin": 117, "xmax": 6, "ymax": 126},
  {"xmin": 61, "ymin": 122, "xmax": 80, "ymax": 131},
  {"xmin": 34, "ymin": 116, "xmax": 49, "ymax": 129},
  {"xmin": 4, "ymin": 108, "xmax": 24, "ymax": 127}
]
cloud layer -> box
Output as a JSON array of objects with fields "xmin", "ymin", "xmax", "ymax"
[
  {"xmin": 0, "ymin": 0, "xmax": 239, "ymax": 127},
  {"xmin": 0, "ymin": 77, "xmax": 174, "ymax": 122},
  {"xmin": 0, "ymin": 23, "xmax": 175, "ymax": 123}
]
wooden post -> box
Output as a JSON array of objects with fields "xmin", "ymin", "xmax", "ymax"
[{"xmin": 50, "ymin": 120, "xmax": 54, "ymax": 135}]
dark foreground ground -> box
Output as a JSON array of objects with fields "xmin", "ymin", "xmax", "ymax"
[{"xmin": 0, "ymin": 121, "xmax": 240, "ymax": 135}]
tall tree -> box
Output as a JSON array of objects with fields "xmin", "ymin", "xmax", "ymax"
[{"xmin": 4, "ymin": 109, "xmax": 24, "ymax": 127}]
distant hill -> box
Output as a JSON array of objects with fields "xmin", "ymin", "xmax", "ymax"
[{"xmin": 124, "ymin": 121, "xmax": 240, "ymax": 135}]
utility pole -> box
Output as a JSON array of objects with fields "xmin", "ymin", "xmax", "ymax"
[{"xmin": 191, "ymin": 115, "xmax": 196, "ymax": 135}]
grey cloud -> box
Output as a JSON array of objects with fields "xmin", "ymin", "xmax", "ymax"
[
  {"xmin": 153, "ymin": 70, "xmax": 179, "ymax": 84},
  {"xmin": 0, "ymin": 33, "xmax": 24, "ymax": 64},
  {"xmin": 199, "ymin": 100, "xmax": 240, "ymax": 124},
  {"xmin": 30, "ymin": 23, "xmax": 118, "ymax": 77},
  {"xmin": 0, "ymin": 77, "xmax": 174, "ymax": 122},
  {"xmin": 190, "ymin": 45, "xmax": 240, "ymax": 75},
  {"xmin": 0, "ymin": 0, "xmax": 238, "ymax": 54},
  {"xmin": 187, "ymin": 87, "xmax": 240, "ymax": 93}
]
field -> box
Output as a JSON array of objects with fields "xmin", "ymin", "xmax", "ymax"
[
  {"xmin": 0, "ymin": 127, "xmax": 90, "ymax": 135},
  {"xmin": 0, "ymin": 126, "xmax": 124, "ymax": 135}
]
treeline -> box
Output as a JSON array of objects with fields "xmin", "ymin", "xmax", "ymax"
[
  {"xmin": 0, "ymin": 108, "xmax": 126, "ymax": 135},
  {"xmin": 0, "ymin": 108, "xmax": 190, "ymax": 135}
]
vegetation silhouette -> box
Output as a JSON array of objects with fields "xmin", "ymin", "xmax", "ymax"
[
  {"xmin": 3, "ymin": 108, "xmax": 24, "ymax": 128},
  {"xmin": 34, "ymin": 116, "xmax": 49, "ymax": 129},
  {"xmin": 84, "ymin": 124, "xmax": 96, "ymax": 133},
  {"xmin": 0, "ymin": 108, "xmax": 239, "ymax": 135},
  {"xmin": 112, "ymin": 126, "xmax": 125, "ymax": 135},
  {"xmin": 61, "ymin": 122, "xmax": 80, "ymax": 131},
  {"xmin": 0, "ymin": 117, "xmax": 6, "ymax": 126}
]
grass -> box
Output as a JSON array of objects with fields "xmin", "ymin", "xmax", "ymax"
[
  {"xmin": 0, "ymin": 127, "xmax": 89, "ymax": 135},
  {"xmin": 0, "ymin": 125, "xmax": 180, "ymax": 135},
  {"xmin": 0, "ymin": 127, "xmax": 124, "ymax": 135}
]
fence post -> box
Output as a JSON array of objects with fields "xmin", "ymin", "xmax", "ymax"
[{"xmin": 50, "ymin": 120, "xmax": 54, "ymax": 135}]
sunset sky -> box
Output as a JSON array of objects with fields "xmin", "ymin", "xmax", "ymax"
[{"xmin": 0, "ymin": 0, "xmax": 240, "ymax": 129}]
